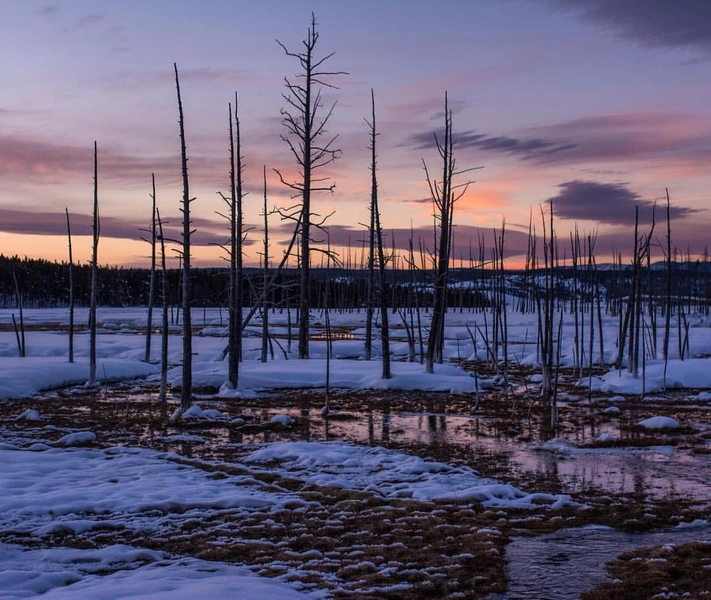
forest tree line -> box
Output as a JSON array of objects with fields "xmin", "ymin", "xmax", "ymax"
[{"xmin": 3, "ymin": 252, "xmax": 711, "ymax": 314}]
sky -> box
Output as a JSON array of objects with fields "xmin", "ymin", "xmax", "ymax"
[{"xmin": 1, "ymin": 0, "xmax": 711, "ymax": 268}]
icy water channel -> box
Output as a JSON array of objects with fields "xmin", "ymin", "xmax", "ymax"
[
  {"xmin": 493, "ymin": 523, "xmax": 711, "ymax": 599},
  {"xmin": 137, "ymin": 391, "xmax": 711, "ymax": 599},
  {"xmin": 247, "ymin": 402, "xmax": 709, "ymax": 599},
  {"xmin": 207, "ymin": 398, "xmax": 711, "ymax": 502}
]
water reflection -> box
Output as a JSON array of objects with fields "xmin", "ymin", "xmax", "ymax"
[
  {"xmin": 274, "ymin": 407, "xmax": 707, "ymax": 501},
  {"xmin": 499, "ymin": 523, "xmax": 711, "ymax": 599},
  {"xmin": 137, "ymin": 393, "xmax": 710, "ymax": 503}
]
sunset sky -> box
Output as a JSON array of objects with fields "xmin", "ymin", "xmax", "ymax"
[{"xmin": 1, "ymin": 0, "xmax": 710, "ymax": 268}]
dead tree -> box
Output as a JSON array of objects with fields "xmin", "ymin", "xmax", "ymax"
[
  {"xmin": 424, "ymin": 93, "xmax": 475, "ymax": 373},
  {"xmin": 218, "ymin": 207, "xmax": 303, "ymax": 363},
  {"xmin": 143, "ymin": 174, "xmax": 157, "ymax": 363},
  {"xmin": 65, "ymin": 207, "xmax": 74, "ymax": 363},
  {"xmin": 175, "ymin": 63, "xmax": 194, "ymax": 413},
  {"xmin": 662, "ymin": 188, "xmax": 672, "ymax": 388},
  {"xmin": 494, "ymin": 222, "xmax": 508, "ymax": 390},
  {"xmin": 366, "ymin": 89, "xmax": 391, "ymax": 378},
  {"xmin": 260, "ymin": 166, "xmax": 271, "ymax": 363},
  {"xmin": 218, "ymin": 97, "xmax": 244, "ymax": 389},
  {"xmin": 157, "ymin": 208, "xmax": 169, "ymax": 401},
  {"xmin": 537, "ymin": 201, "xmax": 556, "ymax": 401},
  {"xmin": 616, "ymin": 205, "xmax": 655, "ymax": 377},
  {"xmin": 12, "ymin": 272, "xmax": 25, "ymax": 358},
  {"xmin": 88, "ymin": 141, "xmax": 99, "ymax": 387},
  {"xmin": 274, "ymin": 13, "xmax": 346, "ymax": 359},
  {"xmin": 364, "ymin": 160, "xmax": 376, "ymax": 362}
]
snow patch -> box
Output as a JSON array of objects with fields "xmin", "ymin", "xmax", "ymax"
[
  {"xmin": 637, "ymin": 416, "xmax": 679, "ymax": 430},
  {"xmin": 56, "ymin": 432, "xmax": 97, "ymax": 446},
  {"xmin": 16, "ymin": 409, "xmax": 40, "ymax": 421},
  {"xmin": 244, "ymin": 441, "xmax": 576, "ymax": 509}
]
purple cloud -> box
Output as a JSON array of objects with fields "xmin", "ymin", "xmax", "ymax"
[
  {"xmin": 548, "ymin": 0, "xmax": 711, "ymax": 55},
  {"xmin": 76, "ymin": 13, "xmax": 105, "ymax": 28},
  {"xmin": 0, "ymin": 208, "xmax": 256, "ymax": 248},
  {"xmin": 403, "ymin": 129, "xmax": 576, "ymax": 160},
  {"xmin": 548, "ymin": 180, "xmax": 702, "ymax": 226},
  {"xmin": 404, "ymin": 113, "xmax": 711, "ymax": 169},
  {"xmin": 0, "ymin": 135, "xmax": 237, "ymax": 187},
  {"xmin": 36, "ymin": 5, "xmax": 60, "ymax": 19}
]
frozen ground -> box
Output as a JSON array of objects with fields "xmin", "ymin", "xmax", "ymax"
[{"xmin": 0, "ymin": 306, "xmax": 709, "ymax": 598}]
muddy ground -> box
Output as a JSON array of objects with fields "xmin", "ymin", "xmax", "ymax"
[{"xmin": 1, "ymin": 367, "xmax": 709, "ymax": 599}]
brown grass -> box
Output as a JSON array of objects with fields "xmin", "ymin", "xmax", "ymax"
[
  {"xmin": 0, "ymin": 375, "xmax": 709, "ymax": 598},
  {"xmin": 582, "ymin": 540, "xmax": 711, "ymax": 599}
]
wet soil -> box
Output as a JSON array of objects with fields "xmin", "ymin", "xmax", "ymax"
[{"xmin": 1, "ymin": 367, "xmax": 710, "ymax": 599}]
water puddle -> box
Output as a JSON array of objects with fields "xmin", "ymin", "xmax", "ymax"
[
  {"xmin": 214, "ymin": 404, "xmax": 711, "ymax": 502},
  {"xmin": 494, "ymin": 522, "xmax": 711, "ymax": 599}
]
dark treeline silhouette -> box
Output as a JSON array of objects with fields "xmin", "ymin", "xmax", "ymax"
[
  {"xmin": 3, "ymin": 253, "xmax": 711, "ymax": 317},
  {"xmin": 0, "ymin": 254, "xmax": 489, "ymax": 310}
]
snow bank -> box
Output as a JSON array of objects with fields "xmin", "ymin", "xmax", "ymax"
[
  {"xmin": 0, "ymin": 358, "xmax": 158, "ymax": 401},
  {"xmin": 589, "ymin": 359, "xmax": 711, "ymax": 395},
  {"xmin": 0, "ymin": 445, "xmax": 284, "ymax": 534},
  {"xmin": 244, "ymin": 441, "xmax": 576, "ymax": 509},
  {"xmin": 173, "ymin": 358, "xmax": 478, "ymax": 395},
  {"xmin": 0, "ymin": 543, "xmax": 312, "ymax": 600}
]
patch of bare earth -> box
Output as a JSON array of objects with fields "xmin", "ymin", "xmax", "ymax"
[
  {"xmin": 581, "ymin": 540, "xmax": 711, "ymax": 600},
  {"xmin": 0, "ymin": 371, "xmax": 709, "ymax": 598}
]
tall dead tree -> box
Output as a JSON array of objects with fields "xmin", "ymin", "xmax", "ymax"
[
  {"xmin": 275, "ymin": 13, "xmax": 346, "ymax": 359},
  {"xmin": 424, "ymin": 93, "xmax": 474, "ymax": 373},
  {"xmin": 260, "ymin": 166, "xmax": 271, "ymax": 363},
  {"xmin": 175, "ymin": 63, "xmax": 194, "ymax": 413},
  {"xmin": 537, "ymin": 200, "xmax": 556, "ymax": 401},
  {"xmin": 616, "ymin": 205, "xmax": 655, "ymax": 377},
  {"xmin": 157, "ymin": 208, "xmax": 169, "ymax": 401},
  {"xmin": 65, "ymin": 207, "xmax": 74, "ymax": 363},
  {"xmin": 144, "ymin": 174, "xmax": 157, "ymax": 363},
  {"xmin": 219, "ymin": 97, "xmax": 244, "ymax": 389},
  {"xmin": 662, "ymin": 188, "xmax": 672, "ymax": 388},
  {"xmin": 364, "ymin": 162, "xmax": 376, "ymax": 362},
  {"xmin": 88, "ymin": 141, "xmax": 99, "ymax": 387},
  {"xmin": 365, "ymin": 89, "xmax": 391, "ymax": 378}
]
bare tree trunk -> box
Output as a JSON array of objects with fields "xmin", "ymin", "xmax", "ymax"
[
  {"xmin": 65, "ymin": 208, "xmax": 74, "ymax": 363},
  {"xmin": 570, "ymin": 227, "xmax": 580, "ymax": 375},
  {"xmin": 424, "ymin": 93, "xmax": 474, "ymax": 373},
  {"xmin": 587, "ymin": 234, "xmax": 597, "ymax": 398},
  {"xmin": 498, "ymin": 223, "xmax": 509, "ymax": 392},
  {"xmin": 663, "ymin": 188, "xmax": 672, "ymax": 388},
  {"xmin": 368, "ymin": 90, "xmax": 391, "ymax": 378},
  {"xmin": 175, "ymin": 63, "xmax": 193, "ymax": 413},
  {"xmin": 539, "ymin": 200, "xmax": 556, "ymax": 401},
  {"xmin": 88, "ymin": 141, "xmax": 99, "ymax": 387},
  {"xmin": 12, "ymin": 272, "xmax": 25, "ymax": 358},
  {"xmin": 628, "ymin": 208, "xmax": 640, "ymax": 377},
  {"xmin": 275, "ymin": 13, "xmax": 346, "ymax": 360},
  {"xmin": 364, "ymin": 105, "xmax": 376, "ymax": 361},
  {"xmin": 235, "ymin": 98, "xmax": 244, "ymax": 375},
  {"xmin": 157, "ymin": 208, "xmax": 169, "ymax": 401},
  {"xmin": 323, "ymin": 307, "xmax": 332, "ymax": 414},
  {"xmin": 145, "ymin": 174, "xmax": 157, "ymax": 363},
  {"xmin": 261, "ymin": 166, "xmax": 270, "ymax": 363},
  {"xmin": 595, "ymin": 253, "xmax": 604, "ymax": 367},
  {"xmin": 225, "ymin": 98, "xmax": 244, "ymax": 389}
]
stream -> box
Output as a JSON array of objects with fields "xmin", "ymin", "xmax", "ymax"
[
  {"xmin": 221, "ymin": 402, "xmax": 711, "ymax": 501},
  {"xmin": 116, "ymin": 389, "xmax": 711, "ymax": 597},
  {"xmin": 233, "ymin": 401, "xmax": 711, "ymax": 597},
  {"xmin": 494, "ymin": 522, "xmax": 711, "ymax": 599}
]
